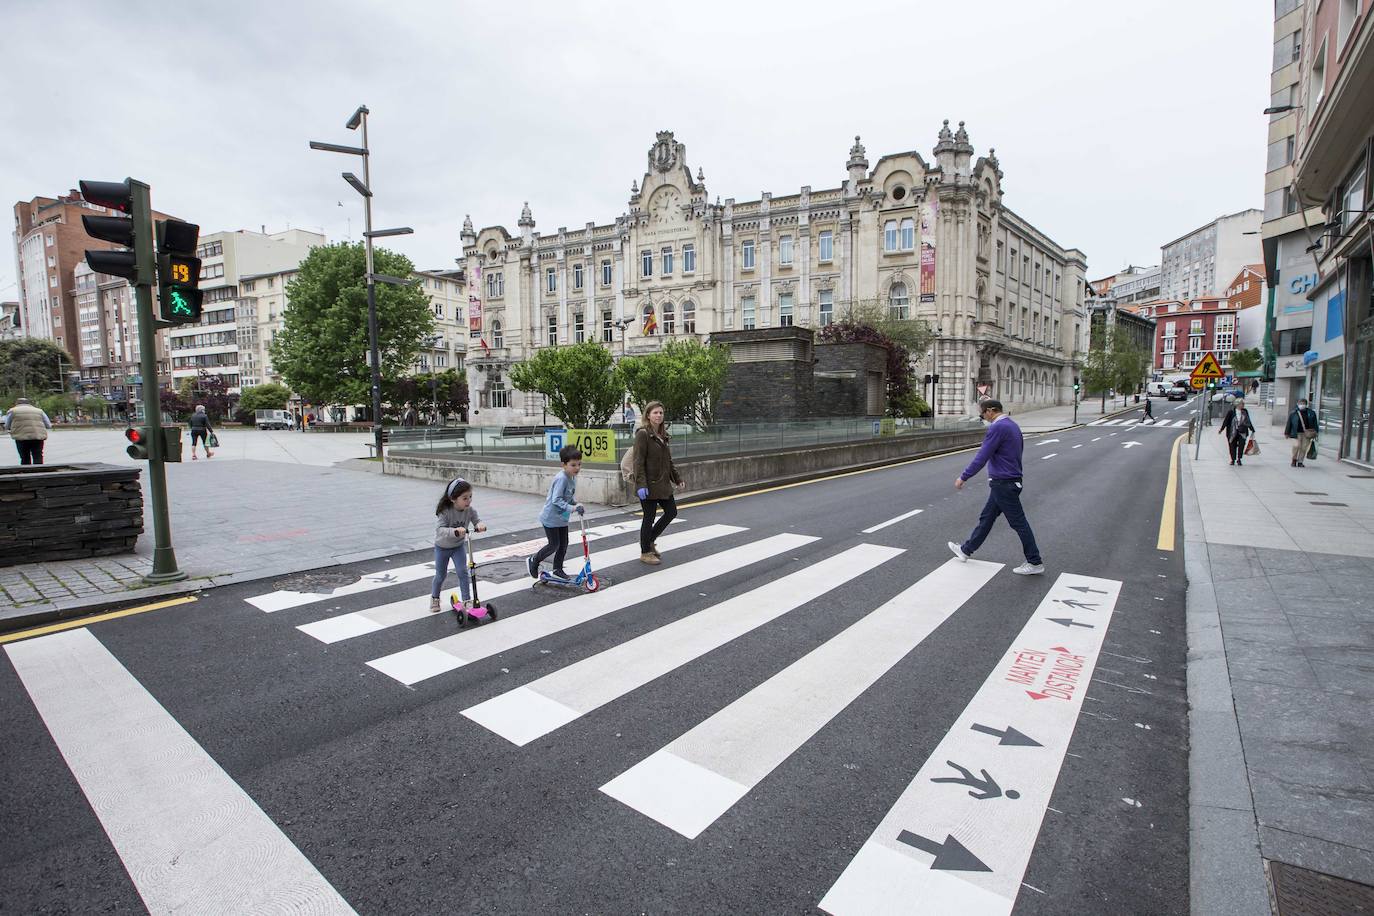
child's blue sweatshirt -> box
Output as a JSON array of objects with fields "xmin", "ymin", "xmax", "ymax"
[{"xmin": 538, "ymin": 471, "xmax": 577, "ymax": 527}]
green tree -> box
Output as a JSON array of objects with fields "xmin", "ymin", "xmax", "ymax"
[
  {"xmin": 1109, "ymin": 328, "xmax": 1150, "ymax": 405},
  {"xmin": 510, "ymin": 342, "xmax": 623, "ymax": 427},
  {"xmin": 1229, "ymin": 347, "xmax": 1262, "ymax": 374},
  {"xmin": 1080, "ymin": 345, "xmax": 1114, "ymax": 412},
  {"xmin": 39, "ymin": 393, "xmax": 74, "ymax": 421},
  {"xmin": 269, "ymin": 242, "xmax": 434, "ymax": 406},
  {"xmin": 619, "ymin": 338, "xmax": 730, "ymax": 429},
  {"xmin": 844, "ymin": 299, "xmax": 936, "ymax": 359},
  {"xmin": 888, "ymin": 391, "xmax": 930, "ymax": 419},
  {"xmin": 238, "ymin": 382, "xmax": 292, "ymax": 413},
  {"xmin": 80, "ymin": 395, "xmax": 108, "ymax": 419},
  {"xmin": 0, "ymin": 338, "xmax": 75, "ymax": 398}
]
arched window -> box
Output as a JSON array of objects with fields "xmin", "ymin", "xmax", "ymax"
[
  {"xmin": 681, "ymin": 300, "xmax": 696, "ymax": 334},
  {"xmin": 1018, "ymin": 367, "xmax": 1027, "ymax": 398},
  {"xmin": 888, "ymin": 282, "xmax": 910, "ymax": 320},
  {"xmin": 662, "ymin": 300, "xmax": 676, "ymax": 335},
  {"xmin": 900, "ymin": 218, "xmax": 915, "ymax": 251},
  {"xmin": 642, "ymin": 303, "xmax": 657, "ymax": 335},
  {"xmin": 884, "ymin": 220, "xmax": 898, "ymax": 252},
  {"xmin": 491, "ymin": 320, "xmax": 503, "ymax": 349}
]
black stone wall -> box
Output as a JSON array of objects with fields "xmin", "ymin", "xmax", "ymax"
[
  {"xmin": 814, "ymin": 341, "xmax": 889, "ymax": 416},
  {"xmin": 711, "ymin": 327, "xmax": 816, "ymax": 421},
  {"xmin": 0, "ymin": 464, "xmax": 144, "ymax": 567}
]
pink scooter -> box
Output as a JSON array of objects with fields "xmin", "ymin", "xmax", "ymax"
[{"xmin": 451, "ymin": 528, "xmax": 498, "ymax": 628}]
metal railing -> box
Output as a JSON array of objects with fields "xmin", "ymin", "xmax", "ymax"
[{"xmin": 386, "ymin": 416, "xmax": 983, "ymax": 463}]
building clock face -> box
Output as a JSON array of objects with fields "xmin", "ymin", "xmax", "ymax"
[{"xmin": 650, "ymin": 188, "xmax": 681, "ymax": 223}]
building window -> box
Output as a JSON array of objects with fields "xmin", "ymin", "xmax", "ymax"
[
  {"xmin": 546, "ymin": 267, "xmax": 557, "ymax": 294},
  {"xmin": 1266, "ymin": 136, "xmax": 1295, "ymax": 172},
  {"xmin": 242, "ymin": 280, "xmax": 256, "ymax": 292},
  {"xmin": 1163, "ymin": 337, "xmax": 1176, "ymax": 353},
  {"xmin": 1340, "ymin": 0, "xmax": 1358, "ymax": 48},
  {"xmin": 818, "ymin": 231, "xmax": 833, "ymax": 262},
  {"xmin": 742, "ymin": 240, "xmax": 755, "ymax": 270},
  {"xmin": 742, "ymin": 296, "xmax": 756, "ymax": 330},
  {"xmin": 573, "ymin": 263, "xmax": 584, "ymax": 290},
  {"xmin": 574, "ymin": 312, "xmax": 585, "ymax": 343},
  {"xmin": 1022, "ymin": 255, "xmax": 1030, "ymax": 282},
  {"xmin": 682, "ymin": 300, "xmax": 696, "ymax": 334},
  {"xmin": 779, "ymin": 294, "xmax": 794, "ymax": 327},
  {"xmin": 884, "ymin": 221, "xmax": 898, "ymax": 253},
  {"xmin": 642, "ymin": 250, "xmax": 653, "ymax": 278},
  {"xmin": 888, "ymin": 283, "xmax": 910, "ymax": 320},
  {"xmin": 663, "ymin": 301, "xmax": 675, "ymax": 335},
  {"xmin": 1163, "ymin": 354, "xmax": 1175, "ymax": 370},
  {"xmin": 602, "ymin": 309, "xmax": 614, "ymax": 343},
  {"xmin": 547, "ymin": 314, "xmax": 558, "ymax": 346},
  {"xmin": 779, "ymin": 235, "xmax": 793, "ymax": 266},
  {"xmin": 642, "ymin": 303, "xmax": 657, "ymax": 335},
  {"xmin": 900, "ymin": 218, "xmax": 915, "ymax": 251},
  {"xmin": 1310, "ymin": 36, "xmax": 1327, "ymax": 107},
  {"xmin": 996, "ymin": 241, "xmax": 1004, "ymax": 270},
  {"xmin": 491, "ymin": 320, "xmax": 503, "ymax": 348},
  {"xmin": 819, "ymin": 289, "xmax": 834, "ymax": 325},
  {"xmin": 683, "ymin": 244, "xmax": 695, "ymax": 273},
  {"xmin": 662, "ymin": 246, "xmax": 674, "ymax": 275},
  {"xmin": 486, "ymin": 271, "xmax": 504, "ymax": 298},
  {"xmin": 1010, "ymin": 249, "xmax": 1018, "ymax": 278},
  {"xmin": 46, "ymin": 234, "xmax": 54, "ymax": 247},
  {"xmin": 601, "ymin": 259, "xmax": 613, "ymax": 286},
  {"xmin": 1339, "ymin": 160, "xmax": 1367, "ymax": 231}
]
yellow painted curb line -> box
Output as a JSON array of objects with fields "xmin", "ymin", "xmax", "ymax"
[
  {"xmin": 0, "ymin": 595, "xmax": 199, "ymax": 645},
  {"xmin": 1157, "ymin": 434, "xmax": 1186, "ymax": 551}
]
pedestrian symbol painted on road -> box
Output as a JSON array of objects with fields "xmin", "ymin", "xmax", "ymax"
[{"xmin": 930, "ymin": 760, "xmax": 1020, "ymax": 800}]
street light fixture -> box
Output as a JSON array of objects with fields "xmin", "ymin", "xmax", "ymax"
[{"xmin": 310, "ymin": 104, "xmax": 408, "ymax": 460}]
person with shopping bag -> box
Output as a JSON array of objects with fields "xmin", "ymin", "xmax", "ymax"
[
  {"xmin": 1285, "ymin": 398, "xmax": 1319, "ymax": 468},
  {"xmin": 189, "ymin": 404, "xmax": 215, "ymax": 460},
  {"xmin": 1219, "ymin": 398, "xmax": 1256, "ymax": 466}
]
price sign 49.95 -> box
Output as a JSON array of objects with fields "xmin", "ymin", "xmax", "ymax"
[{"xmin": 567, "ymin": 428, "xmax": 616, "ymax": 462}]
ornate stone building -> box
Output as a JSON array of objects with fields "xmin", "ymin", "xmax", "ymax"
[{"xmin": 461, "ymin": 123, "xmax": 1088, "ymax": 424}]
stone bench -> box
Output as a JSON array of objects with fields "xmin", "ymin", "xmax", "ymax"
[{"xmin": 0, "ymin": 464, "xmax": 144, "ymax": 567}]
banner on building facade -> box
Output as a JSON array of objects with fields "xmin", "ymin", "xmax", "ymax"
[
  {"xmin": 919, "ymin": 198, "xmax": 938, "ymax": 303},
  {"xmin": 469, "ymin": 295, "xmax": 483, "ymax": 338}
]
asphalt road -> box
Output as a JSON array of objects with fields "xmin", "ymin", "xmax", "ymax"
[{"xmin": 1, "ymin": 406, "xmax": 1191, "ymax": 915}]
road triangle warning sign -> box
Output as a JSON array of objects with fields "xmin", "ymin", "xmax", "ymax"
[{"xmin": 1191, "ymin": 351, "xmax": 1224, "ymax": 380}]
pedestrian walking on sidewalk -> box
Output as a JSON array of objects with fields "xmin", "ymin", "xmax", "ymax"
[
  {"xmin": 1285, "ymin": 398, "xmax": 1318, "ymax": 467},
  {"xmin": 3, "ymin": 397, "xmax": 52, "ymax": 465},
  {"xmin": 432, "ymin": 477, "xmax": 485, "ymax": 613},
  {"xmin": 1219, "ymin": 398, "xmax": 1255, "ymax": 466},
  {"xmin": 948, "ymin": 399, "xmax": 1044, "ymax": 575},
  {"xmin": 633, "ymin": 400, "xmax": 683, "ymax": 565},
  {"xmin": 188, "ymin": 405, "xmax": 214, "ymax": 460}
]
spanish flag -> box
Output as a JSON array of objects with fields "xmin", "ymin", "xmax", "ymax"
[{"xmin": 642, "ymin": 309, "xmax": 658, "ymax": 335}]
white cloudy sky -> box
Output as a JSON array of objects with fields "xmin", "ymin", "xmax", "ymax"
[{"xmin": 3, "ymin": 0, "xmax": 1270, "ymax": 297}]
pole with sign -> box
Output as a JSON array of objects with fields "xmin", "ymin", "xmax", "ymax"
[{"xmin": 1190, "ymin": 352, "xmax": 1224, "ymax": 459}]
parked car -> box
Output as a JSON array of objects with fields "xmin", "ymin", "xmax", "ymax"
[
  {"xmin": 1167, "ymin": 384, "xmax": 1190, "ymax": 401},
  {"xmin": 255, "ymin": 409, "xmax": 294, "ymax": 430}
]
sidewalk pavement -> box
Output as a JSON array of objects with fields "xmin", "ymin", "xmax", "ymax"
[
  {"xmin": 0, "ymin": 429, "xmax": 570, "ymax": 629},
  {"xmin": 1182, "ymin": 405, "xmax": 1374, "ymax": 914}
]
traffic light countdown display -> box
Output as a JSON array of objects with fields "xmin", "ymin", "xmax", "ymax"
[{"xmin": 156, "ymin": 219, "xmax": 203, "ymax": 324}]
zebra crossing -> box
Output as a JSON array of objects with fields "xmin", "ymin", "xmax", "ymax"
[
  {"xmin": 1086, "ymin": 417, "xmax": 1190, "ymax": 428},
  {"xmin": 230, "ymin": 521, "xmax": 1128, "ymax": 913}
]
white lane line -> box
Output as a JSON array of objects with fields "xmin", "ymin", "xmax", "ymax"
[
  {"xmin": 1039, "ymin": 454, "xmax": 1057, "ymax": 460},
  {"xmin": 1072, "ymin": 444, "xmax": 1083, "ymax": 449},
  {"xmin": 366, "ymin": 533, "xmax": 816, "ymax": 686},
  {"xmin": 1091, "ymin": 437, "xmax": 1102, "ymax": 442},
  {"xmin": 1086, "ymin": 420, "xmax": 1108, "ymax": 427},
  {"xmin": 862, "ymin": 509, "xmax": 924, "ymax": 534},
  {"xmin": 246, "ymin": 521, "xmax": 643, "ymax": 612},
  {"xmin": 464, "ymin": 544, "xmax": 903, "ymax": 746},
  {"xmin": 5, "ymin": 629, "xmax": 356, "ymax": 915},
  {"xmin": 819, "ymin": 573, "xmax": 1123, "ymax": 916},
  {"xmin": 601, "ymin": 558, "xmax": 1003, "ymax": 839},
  {"xmin": 1101, "ymin": 419, "xmax": 1126, "ymax": 426},
  {"xmin": 297, "ymin": 525, "xmax": 745, "ymax": 643}
]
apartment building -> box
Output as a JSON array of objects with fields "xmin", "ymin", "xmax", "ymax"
[{"xmin": 1160, "ymin": 209, "xmax": 1262, "ymax": 301}]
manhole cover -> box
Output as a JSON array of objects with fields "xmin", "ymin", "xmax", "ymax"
[
  {"xmin": 272, "ymin": 570, "xmax": 363, "ymax": 593},
  {"xmin": 1271, "ymin": 861, "xmax": 1374, "ymax": 915},
  {"xmin": 475, "ymin": 559, "xmax": 533, "ymax": 584}
]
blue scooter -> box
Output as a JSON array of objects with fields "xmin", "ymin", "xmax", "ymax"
[{"xmin": 536, "ymin": 515, "xmax": 601, "ymax": 592}]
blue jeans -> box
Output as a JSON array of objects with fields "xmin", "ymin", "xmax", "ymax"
[
  {"xmin": 961, "ymin": 478, "xmax": 1042, "ymax": 565},
  {"xmin": 432, "ymin": 543, "xmax": 471, "ymax": 600}
]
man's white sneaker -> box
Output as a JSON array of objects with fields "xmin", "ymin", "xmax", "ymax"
[
  {"xmin": 1013, "ymin": 563, "xmax": 1045, "ymax": 576},
  {"xmin": 948, "ymin": 541, "xmax": 969, "ymax": 562}
]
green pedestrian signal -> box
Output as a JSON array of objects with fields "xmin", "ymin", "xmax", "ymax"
[{"xmin": 155, "ymin": 220, "xmax": 203, "ymax": 325}]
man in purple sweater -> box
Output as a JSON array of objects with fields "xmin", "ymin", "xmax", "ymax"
[{"xmin": 948, "ymin": 399, "xmax": 1044, "ymax": 575}]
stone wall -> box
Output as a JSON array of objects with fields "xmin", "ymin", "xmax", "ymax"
[
  {"xmin": 711, "ymin": 327, "xmax": 816, "ymax": 421},
  {"xmin": 814, "ymin": 341, "xmax": 888, "ymax": 416},
  {"xmin": 0, "ymin": 464, "xmax": 144, "ymax": 567}
]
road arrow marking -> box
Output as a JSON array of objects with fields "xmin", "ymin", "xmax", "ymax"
[
  {"xmin": 1068, "ymin": 586, "xmax": 1108, "ymax": 594},
  {"xmin": 1122, "ymin": 441, "xmax": 1142, "ymax": 448},
  {"xmin": 895, "ymin": 831, "xmax": 993, "ymax": 872},
  {"xmin": 970, "ymin": 723, "xmax": 1042, "ymax": 747},
  {"xmin": 1048, "ymin": 618, "xmax": 1093, "ymax": 628},
  {"xmin": 1054, "ymin": 598, "xmax": 1099, "ymax": 610}
]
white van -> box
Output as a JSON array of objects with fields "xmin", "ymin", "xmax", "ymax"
[{"xmin": 255, "ymin": 409, "xmax": 294, "ymax": 430}]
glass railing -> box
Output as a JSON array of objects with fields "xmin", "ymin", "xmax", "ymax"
[{"xmin": 386, "ymin": 416, "xmax": 982, "ymax": 463}]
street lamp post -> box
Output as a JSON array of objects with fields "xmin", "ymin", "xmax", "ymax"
[{"xmin": 309, "ymin": 106, "xmax": 413, "ymax": 460}]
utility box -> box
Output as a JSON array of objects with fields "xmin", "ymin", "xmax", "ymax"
[{"xmin": 163, "ymin": 426, "xmax": 183, "ymax": 462}]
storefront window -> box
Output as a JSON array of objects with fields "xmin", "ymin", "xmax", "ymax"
[{"xmin": 1319, "ymin": 357, "xmax": 1344, "ymax": 445}]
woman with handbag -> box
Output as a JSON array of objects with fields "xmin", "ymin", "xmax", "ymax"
[
  {"xmin": 1285, "ymin": 398, "xmax": 1319, "ymax": 467},
  {"xmin": 1219, "ymin": 398, "xmax": 1255, "ymax": 466},
  {"xmin": 189, "ymin": 404, "xmax": 215, "ymax": 460}
]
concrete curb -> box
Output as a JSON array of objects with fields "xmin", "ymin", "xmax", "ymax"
[{"xmin": 1180, "ymin": 440, "xmax": 1272, "ymax": 916}]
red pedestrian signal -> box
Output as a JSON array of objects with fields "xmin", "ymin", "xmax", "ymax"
[{"xmin": 125, "ymin": 426, "xmax": 150, "ymax": 460}]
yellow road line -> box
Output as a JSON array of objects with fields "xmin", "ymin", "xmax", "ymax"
[
  {"xmin": 676, "ymin": 442, "xmax": 983, "ymax": 510},
  {"xmin": 1157, "ymin": 434, "xmax": 1186, "ymax": 551},
  {"xmin": 0, "ymin": 595, "xmax": 198, "ymax": 645}
]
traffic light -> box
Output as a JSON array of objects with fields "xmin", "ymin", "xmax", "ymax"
[
  {"xmin": 156, "ymin": 219, "xmax": 203, "ymax": 324},
  {"xmin": 125, "ymin": 426, "xmax": 150, "ymax": 460},
  {"xmin": 80, "ymin": 179, "xmax": 151, "ymax": 283},
  {"xmin": 1073, "ymin": 376, "xmax": 1081, "ymax": 393},
  {"xmin": 162, "ymin": 426, "xmax": 183, "ymax": 462}
]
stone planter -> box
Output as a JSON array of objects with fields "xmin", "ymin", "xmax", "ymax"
[{"xmin": 0, "ymin": 464, "xmax": 144, "ymax": 567}]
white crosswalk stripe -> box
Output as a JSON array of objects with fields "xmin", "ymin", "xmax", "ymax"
[
  {"xmin": 245, "ymin": 521, "xmax": 643, "ymax": 612},
  {"xmin": 600, "ymin": 558, "xmax": 1003, "ymax": 839},
  {"xmin": 366, "ymin": 533, "xmax": 816, "ymax": 686},
  {"xmin": 820, "ymin": 573, "xmax": 1123, "ymax": 915},
  {"xmin": 462, "ymin": 543, "xmax": 903, "ymax": 746},
  {"xmin": 297, "ymin": 525, "xmax": 745, "ymax": 643}
]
